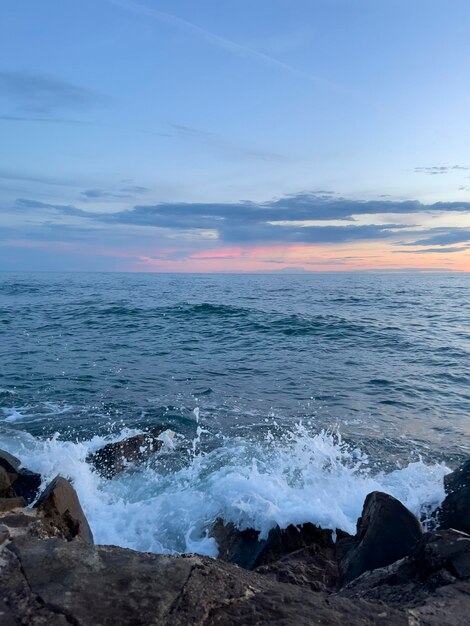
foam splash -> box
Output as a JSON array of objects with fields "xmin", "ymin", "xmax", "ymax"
[{"xmin": 1, "ymin": 424, "xmax": 449, "ymax": 557}]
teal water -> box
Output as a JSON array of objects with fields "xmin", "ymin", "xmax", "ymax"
[{"xmin": 0, "ymin": 272, "xmax": 468, "ymax": 554}]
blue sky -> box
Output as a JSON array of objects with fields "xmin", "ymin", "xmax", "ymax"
[{"xmin": 1, "ymin": 0, "xmax": 470, "ymax": 271}]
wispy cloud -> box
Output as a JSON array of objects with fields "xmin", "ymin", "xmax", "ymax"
[
  {"xmin": 105, "ymin": 0, "xmax": 353, "ymax": 97},
  {"xmin": 168, "ymin": 123, "xmax": 287, "ymax": 162},
  {"xmin": 0, "ymin": 71, "xmax": 103, "ymax": 114},
  {"xmin": 0, "ymin": 114, "xmax": 91, "ymax": 125},
  {"xmin": 414, "ymin": 165, "xmax": 470, "ymax": 175},
  {"xmin": 80, "ymin": 186, "xmax": 150, "ymax": 200}
]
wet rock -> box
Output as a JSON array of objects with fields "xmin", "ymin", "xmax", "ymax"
[
  {"xmin": 211, "ymin": 520, "xmax": 340, "ymax": 590},
  {"xmin": 87, "ymin": 428, "xmax": 169, "ymax": 478},
  {"xmin": 34, "ymin": 476, "xmax": 93, "ymax": 543},
  {"xmin": 2, "ymin": 536, "xmax": 409, "ymax": 625},
  {"xmin": 0, "ymin": 449, "xmax": 42, "ymax": 503},
  {"xmin": 438, "ymin": 459, "xmax": 470, "ymax": 534},
  {"xmin": 339, "ymin": 491, "xmax": 422, "ymax": 585},
  {"xmin": 211, "ymin": 519, "xmax": 263, "ymax": 569}
]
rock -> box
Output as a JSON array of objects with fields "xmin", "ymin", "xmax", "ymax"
[
  {"xmin": 407, "ymin": 581, "xmax": 470, "ymax": 626},
  {"xmin": 1, "ymin": 536, "xmax": 409, "ymax": 625},
  {"xmin": 211, "ymin": 519, "xmax": 263, "ymax": 569},
  {"xmin": 0, "ymin": 449, "xmax": 42, "ymax": 502},
  {"xmin": 409, "ymin": 528, "xmax": 470, "ymax": 581},
  {"xmin": 438, "ymin": 459, "xmax": 470, "ymax": 534},
  {"xmin": 0, "ymin": 524, "xmax": 10, "ymax": 545},
  {"xmin": 0, "ymin": 496, "xmax": 27, "ymax": 513},
  {"xmin": 34, "ymin": 476, "xmax": 93, "ymax": 543},
  {"xmin": 339, "ymin": 491, "xmax": 422, "ymax": 585},
  {"xmin": 340, "ymin": 529, "xmax": 470, "ymax": 609},
  {"xmin": 255, "ymin": 543, "xmax": 339, "ymax": 591},
  {"xmin": 212, "ymin": 519, "xmax": 335, "ymax": 572},
  {"xmin": 87, "ymin": 428, "xmax": 169, "ymax": 478},
  {"xmin": 0, "ymin": 465, "xmax": 13, "ymax": 495}
]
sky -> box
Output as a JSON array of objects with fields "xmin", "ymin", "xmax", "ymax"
[{"xmin": 1, "ymin": 0, "xmax": 470, "ymax": 272}]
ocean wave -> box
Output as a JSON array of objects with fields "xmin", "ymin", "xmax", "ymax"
[{"xmin": 1, "ymin": 424, "xmax": 449, "ymax": 557}]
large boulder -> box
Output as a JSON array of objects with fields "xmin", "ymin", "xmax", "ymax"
[
  {"xmin": 34, "ymin": 476, "xmax": 93, "ymax": 543},
  {"xmin": 0, "ymin": 449, "xmax": 41, "ymax": 502},
  {"xmin": 1, "ymin": 536, "xmax": 409, "ymax": 625},
  {"xmin": 87, "ymin": 428, "xmax": 170, "ymax": 478},
  {"xmin": 339, "ymin": 491, "xmax": 422, "ymax": 585},
  {"xmin": 438, "ymin": 459, "xmax": 470, "ymax": 534}
]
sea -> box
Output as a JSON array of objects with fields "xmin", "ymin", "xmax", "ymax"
[{"xmin": 1, "ymin": 271, "xmax": 469, "ymax": 555}]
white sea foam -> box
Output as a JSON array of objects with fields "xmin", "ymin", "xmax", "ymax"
[
  {"xmin": 1, "ymin": 424, "xmax": 450, "ymax": 558},
  {"xmin": 2, "ymin": 408, "xmax": 27, "ymax": 422}
]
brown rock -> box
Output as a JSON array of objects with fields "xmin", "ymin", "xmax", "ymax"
[
  {"xmin": 0, "ymin": 465, "xmax": 13, "ymax": 494},
  {"xmin": 0, "ymin": 496, "xmax": 27, "ymax": 513},
  {"xmin": 34, "ymin": 476, "xmax": 93, "ymax": 543},
  {"xmin": 2, "ymin": 536, "xmax": 409, "ymax": 625},
  {"xmin": 87, "ymin": 428, "xmax": 166, "ymax": 478},
  {"xmin": 255, "ymin": 543, "xmax": 339, "ymax": 591}
]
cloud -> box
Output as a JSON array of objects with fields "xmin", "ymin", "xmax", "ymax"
[
  {"xmin": 394, "ymin": 245, "xmax": 470, "ymax": 254},
  {"xmin": 414, "ymin": 165, "xmax": 470, "ymax": 175},
  {"xmin": 398, "ymin": 228, "xmax": 470, "ymax": 247},
  {"xmin": 105, "ymin": 0, "xmax": 353, "ymax": 98},
  {"xmin": 0, "ymin": 114, "xmax": 90, "ymax": 125},
  {"xmin": 0, "ymin": 71, "xmax": 103, "ymax": 114},
  {"xmin": 168, "ymin": 124, "xmax": 286, "ymax": 162},
  {"xmin": 8, "ymin": 192, "xmax": 470, "ymax": 247},
  {"xmin": 80, "ymin": 186, "xmax": 150, "ymax": 200}
]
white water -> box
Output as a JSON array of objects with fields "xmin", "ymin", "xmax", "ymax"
[{"xmin": 1, "ymin": 423, "xmax": 449, "ymax": 557}]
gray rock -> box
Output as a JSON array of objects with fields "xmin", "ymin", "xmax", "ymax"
[
  {"xmin": 34, "ymin": 476, "xmax": 93, "ymax": 543},
  {"xmin": 339, "ymin": 491, "xmax": 422, "ymax": 585},
  {"xmin": 0, "ymin": 523, "xmax": 10, "ymax": 545},
  {"xmin": 2, "ymin": 536, "xmax": 409, "ymax": 625},
  {"xmin": 438, "ymin": 459, "xmax": 470, "ymax": 534}
]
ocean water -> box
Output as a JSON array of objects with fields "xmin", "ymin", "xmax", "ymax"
[{"xmin": 1, "ymin": 271, "xmax": 469, "ymax": 555}]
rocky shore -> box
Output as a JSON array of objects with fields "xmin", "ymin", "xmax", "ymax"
[{"xmin": 1, "ymin": 437, "xmax": 469, "ymax": 625}]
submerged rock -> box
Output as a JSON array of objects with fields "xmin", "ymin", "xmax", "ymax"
[
  {"xmin": 87, "ymin": 428, "xmax": 172, "ymax": 478},
  {"xmin": 338, "ymin": 491, "xmax": 422, "ymax": 585},
  {"xmin": 0, "ymin": 449, "xmax": 42, "ymax": 503},
  {"xmin": 438, "ymin": 459, "xmax": 470, "ymax": 534},
  {"xmin": 34, "ymin": 476, "xmax": 93, "ymax": 543}
]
